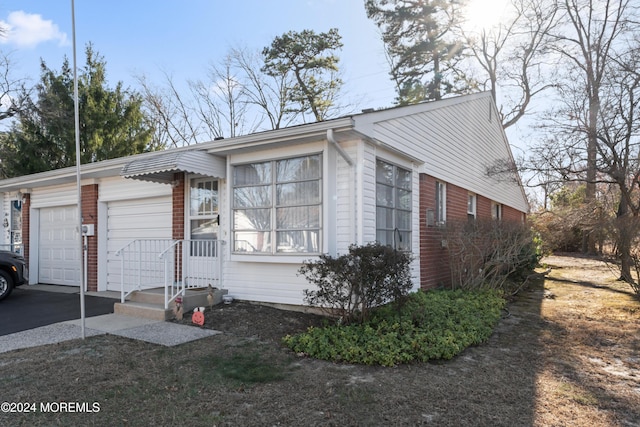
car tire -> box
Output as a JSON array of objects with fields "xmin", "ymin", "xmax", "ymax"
[{"xmin": 0, "ymin": 270, "xmax": 14, "ymax": 301}]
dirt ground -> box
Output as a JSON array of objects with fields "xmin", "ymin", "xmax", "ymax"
[{"xmin": 0, "ymin": 254, "xmax": 638, "ymax": 426}]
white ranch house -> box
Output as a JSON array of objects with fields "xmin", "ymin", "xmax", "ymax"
[{"xmin": 0, "ymin": 92, "xmax": 528, "ymax": 311}]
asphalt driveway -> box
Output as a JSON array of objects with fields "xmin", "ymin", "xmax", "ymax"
[{"xmin": 0, "ymin": 286, "xmax": 115, "ymax": 336}]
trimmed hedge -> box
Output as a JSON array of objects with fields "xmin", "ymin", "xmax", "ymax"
[{"xmin": 283, "ymin": 289, "xmax": 505, "ymax": 366}]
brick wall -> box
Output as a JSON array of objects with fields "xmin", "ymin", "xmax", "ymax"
[
  {"xmin": 172, "ymin": 173, "xmax": 185, "ymax": 281},
  {"xmin": 419, "ymin": 173, "xmax": 526, "ymax": 289},
  {"xmin": 503, "ymin": 204, "xmax": 525, "ymax": 223},
  {"xmin": 172, "ymin": 173, "xmax": 185, "ymax": 240},
  {"xmin": 82, "ymin": 184, "xmax": 99, "ymax": 292},
  {"xmin": 419, "ymin": 174, "xmax": 451, "ymax": 288}
]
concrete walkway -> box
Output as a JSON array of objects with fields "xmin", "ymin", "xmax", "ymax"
[
  {"xmin": 0, "ymin": 313, "xmax": 221, "ymax": 354},
  {"xmin": 0, "ymin": 285, "xmax": 221, "ymax": 354}
]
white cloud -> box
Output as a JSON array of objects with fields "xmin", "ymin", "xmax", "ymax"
[{"xmin": 0, "ymin": 11, "xmax": 68, "ymax": 48}]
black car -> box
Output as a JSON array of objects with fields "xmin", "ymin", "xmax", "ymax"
[{"xmin": 0, "ymin": 251, "xmax": 28, "ymax": 301}]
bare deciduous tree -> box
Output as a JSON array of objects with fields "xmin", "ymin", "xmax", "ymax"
[
  {"xmin": 552, "ymin": 0, "xmax": 635, "ymax": 251},
  {"xmin": 229, "ymin": 47, "xmax": 299, "ymax": 130},
  {"xmin": 461, "ymin": 0, "xmax": 559, "ymax": 129},
  {"xmin": 0, "ymin": 51, "xmax": 32, "ymax": 122},
  {"xmin": 137, "ymin": 71, "xmax": 203, "ymax": 147}
]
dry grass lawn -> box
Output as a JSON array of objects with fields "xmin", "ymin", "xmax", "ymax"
[{"xmin": 0, "ymin": 254, "xmax": 638, "ymax": 426}]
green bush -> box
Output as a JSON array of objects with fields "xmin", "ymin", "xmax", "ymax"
[
  {"xmin": 299, "ymin": 242, "xmax": 413, "ymax": 324},
  {"xmin": 283, "ymin": 289, "xmax": 505, "ymax": 366}
]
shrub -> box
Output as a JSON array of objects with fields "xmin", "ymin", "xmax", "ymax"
[
  {"xmin": 441, "ymin": 220, "xmax": 542, "ymax": 292},
  {"xmin": 283, "ymin": 289, "xmax": 505, "ymax": 366},
  {"xmin": 299, "ymin": 243, "xmax": 413, "ymax": 324}
]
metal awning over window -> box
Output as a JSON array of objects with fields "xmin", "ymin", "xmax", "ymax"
[{"xmin": 121, "ymin": 150, "xmax": 226, "ymax": 184}]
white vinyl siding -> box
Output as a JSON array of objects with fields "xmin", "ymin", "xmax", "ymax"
[
  {"xmin": 335, "ymin": 141, "xmax": 357, "ymax": 253},
  {"xmin": 99, "ymin": 177, "xmax": 171, "ymax": 202},
  {"xmin": 354, "ymin": 93, "xmax": 528, "ymax": 213},
  {"xmin": 361, "ymin": 143, "xmax": 377, "ymax": 243},
  {"xmin": 31, "ymin": 184, "xmax": 76, "ymax": 208},
  {"xmin": 221, "ymin": 261, "xmax": 311, "ymax": 305}
]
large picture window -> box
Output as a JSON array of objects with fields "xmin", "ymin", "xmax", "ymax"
[
  {"xmin": 232, "ymin": 154, "xmax": 322, "ymax": 254},
  {"xmin": 376, "ymin": 159, "xmax": 411, "ymax": 251}
]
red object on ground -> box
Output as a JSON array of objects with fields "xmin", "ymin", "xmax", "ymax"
[{"xmin": 192, "ymin": 310, "xmax": 205, "ymax": 326}]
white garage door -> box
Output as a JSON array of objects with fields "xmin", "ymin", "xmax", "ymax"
[
  {"xmin": 39, "ymin": 206, "xmax": 81, "ymax": 286},
  {"xmin": 106, "ymin": 196, "xmax": 172, "ymax": 291}
]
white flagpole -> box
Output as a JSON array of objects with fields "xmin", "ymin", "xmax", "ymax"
[{"xmin": 71, "ymin": 0, "xmax": 86, "ymax": 339}]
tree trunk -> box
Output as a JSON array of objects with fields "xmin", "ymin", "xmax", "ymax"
[
  {"xmin": 582, "ymin": 94, "xmax": 599, "ymax": 254},
  {"xmin": 616, "ymin": 200, "xmax": 633, "ymax": 283}
]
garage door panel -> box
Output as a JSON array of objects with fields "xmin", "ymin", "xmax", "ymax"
[
  {"xmin": 109, "ymin": 229, "xmax": 172, "ymax": 241},
  {"xmin": 39, "ymin": 206, "xmax": 80, "ymax": 286},
  {"xmin": 106, "ymin": 196, "xmax": 172, "ymax": 291}
]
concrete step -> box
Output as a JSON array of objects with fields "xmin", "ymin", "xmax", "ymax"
[
  {"xmin": 115, "ymin": 288, "xmax": 229, "ymax": 320},
  {"xmin": 113, "ymin": 301, "xmax": 173, "ymax": 321},
  {"xmin": 128, "ymin": 288, "xmax": 165, "ymax": 305}
]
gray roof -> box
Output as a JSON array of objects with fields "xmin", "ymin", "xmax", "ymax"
[{"xmin": 121, "ymin": 150, "xmax": 226, "ymax": 184}]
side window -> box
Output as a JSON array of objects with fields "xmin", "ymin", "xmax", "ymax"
[
  {"xmin": 435, "ymin": 181, "xmax": 446, "ymax": 225},
  {"xmin": 376, "ymin": 159, "xmax": 412, "ymax": 251},
  {"xmin": 491, "ymin": 202, "xmax": 502, "ymax": 220},
  {"xmin": 467, "ymin": 193, "xmax": 476, "ymax": 221}
]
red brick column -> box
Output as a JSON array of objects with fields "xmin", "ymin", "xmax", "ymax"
[
  {"xmin": 21, "ymin": 193, "xmax": 30, "ymax": 269},
  {"xmin": 81, "ymin": 184, "xmax": 99, "ymax": 291},
  {"xmin": 172, "ymin": 173, "xmax": 185, "ymax": 240},
  {"xmin": 172, "ymin": 173, "xmax": 186, "ymax": 281}
]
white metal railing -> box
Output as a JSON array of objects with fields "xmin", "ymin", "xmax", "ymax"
[
  {"xmin": 159, "ymin": 239, "xmax": 225, "ymax": 309},
  {"xmin": 115, "ymin": 239, "xmax": 175, "ymax": 304},
  {"xmin": 116, "ymin": 239, "xmax": 224, "ymax": 309}
]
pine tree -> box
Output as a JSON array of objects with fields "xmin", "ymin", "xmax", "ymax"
[
  {"xmin": 0, "ymin": 44, "xmax": 160, "ymax": 178},
  {"xmin": 365, "ymin": 0, "xmax": 469, "ymax": 104}
]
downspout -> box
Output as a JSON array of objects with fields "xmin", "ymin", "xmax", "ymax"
[
  {"xmin": 327, "ymin": 129, "xmax": 353, "ymax": 167},
  {"xmin": 327, "ymin": 129, "xmax": 356, "ymax": 245}
]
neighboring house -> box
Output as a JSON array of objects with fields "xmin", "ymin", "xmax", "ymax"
[{"xmin": 0, "ymin": 92, "xmax": 528, "ymax": 307}]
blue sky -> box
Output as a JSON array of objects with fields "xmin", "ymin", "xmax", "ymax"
[
  {"xmin": 0, "ymin": 0, "xmax": 399, "ymax": 110},
  {"xmin": 0, "ymin": 0, "xmax": 529, "ymax": 158}
]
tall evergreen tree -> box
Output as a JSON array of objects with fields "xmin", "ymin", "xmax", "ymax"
[
  {"xmin": 0, "ymin": 45, "xmax": 160, "ymax": 178},
  {"xmin": 366, "ymin": 0, "xmax": 469, "ymax": 104}
]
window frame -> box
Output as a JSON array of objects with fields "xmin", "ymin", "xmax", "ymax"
[
  {"xmin": 467, "ymin": 193, "xmax": 477, "ymax": 221},
  {"xmin": 435, "ymin": 181, "xmax": 447, "ymax": 225},
  {"xmin": 491, "ymin": 201, "xmax": 503, "ymax": 220},
  {"xmin": 231, "ymin": 153, "xmax": 322, "ymax": 255},
  {"xmin": 375, "ymin": 159, "xmax": 412, "ymax": 251}
]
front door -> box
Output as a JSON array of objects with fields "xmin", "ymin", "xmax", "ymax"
[{"xmin": 187, "ymin": 178, "xmax": 220, "ymax": 287}]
